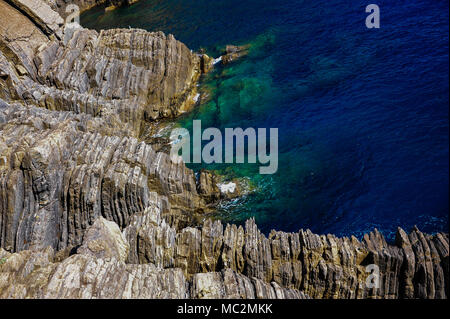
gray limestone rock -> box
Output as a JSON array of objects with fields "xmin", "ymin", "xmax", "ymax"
[{"xmin": 0, "ymin": 0, "xmax": 448, "ymax": 300}]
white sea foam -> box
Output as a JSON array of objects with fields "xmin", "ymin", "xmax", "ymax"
[{"xmin": 217, "ymin": 182, "xmax": 236, "ymax": 194}]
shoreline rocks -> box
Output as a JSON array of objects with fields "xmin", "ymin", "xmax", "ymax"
[{"xmin": 38, "ymin": 0, "xmax": 138, "ymax": 18}]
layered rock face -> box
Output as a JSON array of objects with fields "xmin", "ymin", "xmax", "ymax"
[
  {"xmin": 1, "ymin": 183, "xmax": 447, "ymax": 299},
  {"xmin": 0, "ymin": 99, "xmax": 208, "ymax": 253},
  {"xmin": 123, "ymin": 198, "xmax": 449, "ymax": 299},
  {"xmin": 0, "ymin": 0, "xmax": 448, "ymax": 299}
]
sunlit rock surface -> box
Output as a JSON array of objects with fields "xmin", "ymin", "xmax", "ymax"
[{"xmin": 0, "ymin": 0, "xmax": 448, "ymax": 299}]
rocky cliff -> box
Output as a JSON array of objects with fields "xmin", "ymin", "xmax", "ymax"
[
  {"xmin": 0, "ymin": 0, "xmax": 448, "ymax": 299},
  {"xmin": 39, "ymin": 0, "xmax": 138, "ymax": 18},
  {"xmin": 2, "ymin": 0, "xmax": 203, "ymax": 134}
]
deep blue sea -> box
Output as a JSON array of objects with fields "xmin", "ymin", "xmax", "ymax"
[{"xmin": 81, "ymin": 0, "xmax": 449, "ymax": 240}]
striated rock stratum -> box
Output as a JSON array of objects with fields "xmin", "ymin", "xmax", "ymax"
[{"xmin": 0, "ymin": 0, "xmax": 448, "ymax": 299}]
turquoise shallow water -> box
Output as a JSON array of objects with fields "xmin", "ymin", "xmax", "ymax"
[{"xmin": 81, "ymin": 0, "xmax": 449, "ymax": 240}]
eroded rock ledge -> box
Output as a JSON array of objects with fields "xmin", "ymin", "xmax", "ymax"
[
  {"xmin": 40, "ymin": 0, "xmax": 139, "ymax": 18},
  {"xmin": 0, "ymin": 0, "xmax": 448, "ymax": 299}
]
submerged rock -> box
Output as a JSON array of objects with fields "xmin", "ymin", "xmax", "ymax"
[
  {"xmin": 0, "ymin": 213, "xmax": 310, "ymax": 299},
  {"xmin": 200, "ymin": 54, "xmax": 215, "ymax": 73}
]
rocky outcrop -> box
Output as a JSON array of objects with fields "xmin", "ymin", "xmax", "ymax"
[
  {"xmin": 221, "ymin": 44, "xmax": 249, "ymax": 65},
  {"xmin": 77, "ymin": 217, "xmax": 129, "ymax": 262},
  {"xmin": 121, "ymin": 191, "xmax": 450, "ymax": 299},
  {"xmin": 190, "ymin": 269, "xmax": 309, "ymax": 299},
  {"xmin": 1, "ymin": 0, "xmax": 215, "ymax": 253},
  {"xmin": 0, "ymin": 100, "xmax": 212, "ymax": 252},
  {"xmin": 1, "ymin": 196, "xmax": 447, "ymax": 299},
  {"xmin": 0, "ymin": 246, "xmax": 191, "ymax": 298},
  {"xmin": 40, "ymin": 0, "xmax": 138, "ymax": 18},
  {"xmin": 8, "ymin": 0, "xmax": 65, "ymax": 39}
]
